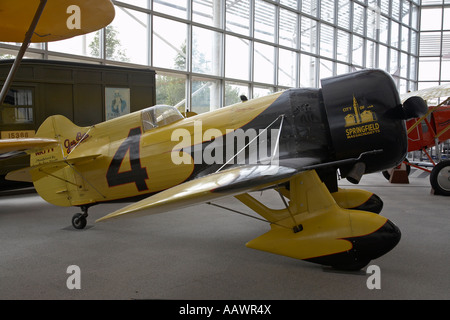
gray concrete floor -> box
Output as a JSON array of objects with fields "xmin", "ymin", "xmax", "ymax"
[{"xmin": 0, "ymin": 169, "xmax": 448, "ymax": 300}]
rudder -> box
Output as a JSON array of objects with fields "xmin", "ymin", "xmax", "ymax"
[{"xmin": 30, "ymin": 115, "xmax": 90, "ymax": 207}]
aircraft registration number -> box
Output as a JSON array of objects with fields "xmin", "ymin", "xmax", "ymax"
[{"xmin": 1, "ymin": 130, "xmax": 35, "ymax": 139}]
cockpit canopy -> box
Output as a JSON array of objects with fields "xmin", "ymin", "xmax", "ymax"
[{"xmin": 141, "ymin": 105, "xmax": 184, "ymax": 131}]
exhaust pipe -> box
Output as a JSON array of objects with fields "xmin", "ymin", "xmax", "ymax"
[{"xmin": 347, "ymin": 162, "xmax": 366, "ymax": 184}]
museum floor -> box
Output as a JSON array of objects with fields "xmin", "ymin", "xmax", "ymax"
[{"xmin": 0, "ymin": 170, "xmax": 448, "ymax": 300}]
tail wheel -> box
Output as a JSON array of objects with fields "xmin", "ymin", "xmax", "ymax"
[
  {"xmin": 72, "ymin": 213, "xmax": 87, "ymax": 229},
  {"xmin": 430, "ymin": 160, "xmax": 450, "ymax": 196},
  {"xmin": 72, "ymin": 206, "xmax": 89, "ymax": 229}
]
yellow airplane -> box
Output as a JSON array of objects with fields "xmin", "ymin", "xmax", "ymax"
[
  {"xmin": 4, "ymin": 68, "xmax": 427, "ymax": 271},
  {"xmin": 1, "ymin": 1, "xmax": 428, "ymax": 271}
]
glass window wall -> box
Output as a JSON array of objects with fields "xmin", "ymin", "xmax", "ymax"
[
  {"xmin": 418, "ymin": 2, "xmax": 450, "ymax": 89},
  {"xmin": 1, "ymin": 0, "xmax": 422, "ymax": 112},
  {"xmin": 153, "ymin": 17, "xmax": 187, "ymax": 71}
]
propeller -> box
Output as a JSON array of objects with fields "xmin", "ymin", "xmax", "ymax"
[
  {"xmin": 402, "ymin": 96, "xmax": 428, "ymax": 119},
  {"xmin": 388, "ymin": 96, "xmax": 428, "ymax": 120}
]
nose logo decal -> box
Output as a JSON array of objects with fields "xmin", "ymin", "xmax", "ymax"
[{"xmin": 343, "ymin": 96, "xmax": 381, "ymax": 139}]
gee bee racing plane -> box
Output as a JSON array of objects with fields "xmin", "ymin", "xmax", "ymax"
[{"xmin": 4, "ymin": 69, "xmax": 427, "ymax": 271}]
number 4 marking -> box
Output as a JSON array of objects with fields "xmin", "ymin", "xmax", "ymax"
[{"xmin": 106, "ymin": 127, "xmax": 149, "ymax": 192}]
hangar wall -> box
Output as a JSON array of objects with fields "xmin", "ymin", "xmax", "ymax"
[
  {"xmin": 0, "ymin": 59, "xmax": 156, "ymax": 178},
  {"xmin": 0, "ymin": 59, "xmax": 156, "ymax": 131},
  {"xmin": 0, "ymin": 0, "xmax": 423, "ymax": 114}
]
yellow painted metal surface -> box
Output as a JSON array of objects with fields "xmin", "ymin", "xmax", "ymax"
[
  {"xmin": 246, "ymin": 207, "xmax": 387, "ymax": 261},
  {"xmin": 0, "ymin": 137, "xmax": 57, "ymax": 154},
  {"xmin": 331, "ymin": 188, "xmax": 373, "ymax": 209},
  {"xmin": 96, "ymin": 164, "xmax": 290, "ymax": 222},
  {"xmin": 25, "ymin": 91, "xmax": 282, "ymax": 208},
  {"xmin": 246, "ymin": 171, "xmax": 388, "ymax": 261},
  {"xmin": 0, "ymin": 0, "xmax": 115, "ymax": 43}
]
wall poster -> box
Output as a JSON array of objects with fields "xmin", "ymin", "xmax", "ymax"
[{"xmin": 105, "ymin": 87, "xmax": 130, "ymax": 120}]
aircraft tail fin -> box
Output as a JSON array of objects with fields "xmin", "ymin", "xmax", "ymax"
[
  {"xmin": 26, "ymin": 115, "xmax": 94, "ymax": 206},
  {"xmin": 31, "ymin": 115, "xmax": 89, "ymax": 166}
]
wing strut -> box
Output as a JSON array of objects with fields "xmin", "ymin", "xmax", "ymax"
[
  {"xmin": 206, "ymin": 201, "xmax": 291, "ymax": 230},
  {"xmin": 0, "ymin": 0, "xmax": 48, "ymax": 104},
  {"xmin": 215, "ymin": 114, "xmax": 285, "ymax": 173},
  {"xmin": 275, "ymin": 186, "xmax": 303, "ymax": 233}
]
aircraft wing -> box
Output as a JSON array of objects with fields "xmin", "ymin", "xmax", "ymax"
[
  {"xmin": 400, "ymin": 83, "xmax": 450, "ymax": 103},
  {"xmin": 400, "ymin": 83, "xmax": 450, "ymax": 134},
  {"xmin": 0, "ymin": 0, "xmax": 115, "ymax": 43},
  {"xmin": 96, "ymin": 164, "xmax": 298, "ymax": 223}
]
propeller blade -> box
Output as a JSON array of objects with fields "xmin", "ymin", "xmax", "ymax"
[{"xmin": 402, "ymin": 96, "xmax": 428, "ymax": 119}]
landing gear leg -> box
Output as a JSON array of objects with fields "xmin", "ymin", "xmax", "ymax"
[{"xmin": 72, "ymin": 206, "xmax": 89, "ymax": 230}]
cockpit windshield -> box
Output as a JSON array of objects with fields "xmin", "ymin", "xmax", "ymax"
[{"xmin": 141, "ymin": 105, "xmax": 184, "ymax": 131}]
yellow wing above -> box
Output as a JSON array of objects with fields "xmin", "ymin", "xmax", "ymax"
[{"xmin": 0, "ymin": 0, "xmax": 115, "ymax": 43}]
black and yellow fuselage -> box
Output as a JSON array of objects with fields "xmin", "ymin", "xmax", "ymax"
[{"xmin": 27, "ymin": 69, "xmax": 408, "ymax": 269}]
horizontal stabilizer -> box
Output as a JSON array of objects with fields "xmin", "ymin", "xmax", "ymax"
[
  {"xmin": 0, "ymin": 138, "xmax": 58, "ymax": 158},
  {"xmin": 97, "ymin": 165, "xmax": 297, "ymax": 223},
  {"xmin": 6, "ymin": 154, "xmax": 101, "ymax": 183}
]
